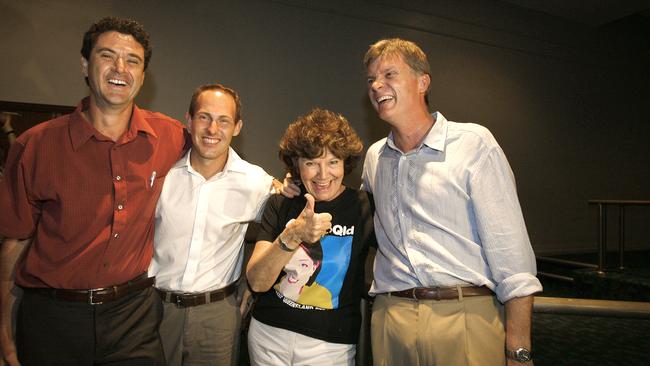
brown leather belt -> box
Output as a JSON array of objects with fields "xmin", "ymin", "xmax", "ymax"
[
  {"xmin": 157, "ymin": 282, "xmax": 238, "ymax": 308},
  {"xmin": 27, "ymin": 274, "xmax": 155, "ymax": 305},
  {"xmin": 389, "ymin": 285, "xmax": 493, "ymax": 301}
]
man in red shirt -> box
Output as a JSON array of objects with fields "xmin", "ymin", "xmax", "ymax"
[{"xmin": 0, "ymin": 17, "xmax": 186, "ymax": 365}]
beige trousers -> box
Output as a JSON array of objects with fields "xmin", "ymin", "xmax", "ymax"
[
  {"xmin": 159, "ymin": 291, "xmax": 241, "ymax": 366},
  {"xmin": 371, "ymin": 293, "xmax": 505, "ymax": 366}
]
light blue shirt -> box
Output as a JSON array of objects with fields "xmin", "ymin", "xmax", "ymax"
[{"xmin": 362, "ymin": 112, "xmax": 542, "ymax": 303}]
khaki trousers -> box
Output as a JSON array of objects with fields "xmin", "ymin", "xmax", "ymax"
[
  {"xmin": 371, "ymin": 293, "xmax": 505, "ymax": 366},
  {"xmin": 159, "ymin": 291, "xmax": 241, "ymax": 366}
]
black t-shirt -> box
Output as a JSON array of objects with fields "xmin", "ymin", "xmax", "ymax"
[{"xmin": 252, "ymin": 187, "xmax": 375, "ymax": 344}]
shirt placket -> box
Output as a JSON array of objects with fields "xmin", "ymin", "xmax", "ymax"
[
  {"xmin": 395, "ymin": 153, "xmax": 410, "ymax": 253},
  {"xmin": 180, "ymin": 181, "xmax": 208, "ymax": 290},
  {"xmin": 107, "ymin": 144, "xmax": 127, "ymax": 271},
  {"xmin": 398, "ymin": 151, "xmax": 426, "ymax": 285}
]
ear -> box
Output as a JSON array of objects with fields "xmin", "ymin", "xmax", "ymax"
[
  {"xmin": 185, "ymin": 112, "xmax": 192, "ymax": 133},
  {"xmin": 418, "ymin": 73, "xmax": 430, "ymax": 94},
  {"xmin": 81, "ymin": 57, "xmax": 89, "ymax": 77},
  {"xmin": 233, "ymin": 119, "xmax": 243, "ymax": 137}
]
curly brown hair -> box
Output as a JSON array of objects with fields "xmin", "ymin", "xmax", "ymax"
[{"xmin": 279, "ymin": 108, "xmax": 363, "ymax": 180}]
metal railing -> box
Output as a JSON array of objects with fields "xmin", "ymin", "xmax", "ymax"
[
  {"xmin": 588, "ymin": 199, "xmax": 650, "ymax": 272},
  {"xmin": 534, "ymin": 296, "xmax": 650, "ymax": 318},
  {"xmin": 536, "ymin": 255, "xmax": 598, "ymax": 282}
]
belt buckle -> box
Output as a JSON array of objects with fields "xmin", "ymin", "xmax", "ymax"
[
  {"xmin": 175, "ymin": 295, "xmax": 184, "ymax": 307},
  {"xmin": 88, "ymin": 288, "xmax": 103, "ymax": 305},
  {"xmin": 411, "ymin": 288, "xmax": 418, "ymax": 300}
]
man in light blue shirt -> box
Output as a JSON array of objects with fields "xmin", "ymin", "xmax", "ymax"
[{"xmin": 362, "ymin": 38, "xmax": 542, "ymax": 365}]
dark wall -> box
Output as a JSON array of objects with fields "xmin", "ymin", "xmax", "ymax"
[{"xmin": 1, "ymin": 0, "xmax": 648, "ymax": 254}]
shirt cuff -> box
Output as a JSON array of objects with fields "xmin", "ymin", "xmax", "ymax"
[{"xmin": 495, "ymin": 272, "xmax": 543, "ymax": 303}]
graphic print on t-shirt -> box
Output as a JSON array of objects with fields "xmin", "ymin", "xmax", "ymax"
[{"xmin": 274, "ymin": 229, "xmax": 353, "ymax": 309}]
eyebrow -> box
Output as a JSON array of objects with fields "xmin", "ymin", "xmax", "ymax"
[
  {"xmin": 95, "ymin": 47, "xmax": 144, "ymax": 62},
  {"xmin": 367, "ymin": 66, "xmax": 397, "ymax": 77},
  {"xmin": 196, "ymin": 111, "xmax": 234, "ymax": 120}
]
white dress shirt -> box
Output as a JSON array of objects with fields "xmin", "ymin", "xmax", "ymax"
[
  {"xmin": 362, "ymin": 112, "xmax": 542, "ymax": 303},
  {"xmin": 150, "ymin": 148, "xmax": 273, "ymax": 293}
]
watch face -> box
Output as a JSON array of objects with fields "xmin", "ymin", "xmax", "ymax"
[{"xmin": 515, "ymin": 348, "xmax": 532, "ymax": 362}]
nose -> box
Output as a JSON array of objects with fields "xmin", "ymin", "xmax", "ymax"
[
  {"xmin": 371, "ymin": 79, "xmax": 383, "ymax": 91},
  {"xmin": 207, "ymin": 120, "xmax": 219, "ymax": 134},
  {"xmin": 114, "ymin": 57, "xmax": 126, "ymax": 73},
  {"xmin": 316, "ymin": 164, "xmax": 327, "ymax": 179}
]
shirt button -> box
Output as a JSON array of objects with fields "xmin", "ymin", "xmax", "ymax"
[
  {"xmin": 116, "ymin": 175, "xmax": 122, "ymax": 181},
  {"xmin": 113, "ymin": 233, "xmax": 120, "ymax": 239},
  {"xmin": 117, "ymin": 204, "xmax": 124, "ymax": 210}
]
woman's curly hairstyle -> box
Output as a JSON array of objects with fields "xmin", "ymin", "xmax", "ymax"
[{"xmin": 279, "ymin": 108, "xmax": 363, "ymax": 180}]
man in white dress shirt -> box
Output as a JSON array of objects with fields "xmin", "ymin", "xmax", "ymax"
[
  {"xmin": 149, "ymin": 84, "xmax": 278, "ymax": 366},
  {"xmin": 362, "ymin": 38, "xmax": 542, "ymax": 365}
]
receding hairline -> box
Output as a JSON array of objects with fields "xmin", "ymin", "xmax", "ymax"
[{"xmin": 194, "ymin": 89, "xmax": 238, "ymax": 117}]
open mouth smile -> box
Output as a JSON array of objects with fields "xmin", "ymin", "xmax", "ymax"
[
  {"xmin": 108, "ymin": 78, "xmax": 128, "ymax": 86},
  {"xmin": 376, "ymin": 95, "xmax": 394, "ymax": 104}
]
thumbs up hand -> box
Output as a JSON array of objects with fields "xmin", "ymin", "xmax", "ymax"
[{"xmin": 283, "ymin": 194, "xmax": 332, "ymax": 248}]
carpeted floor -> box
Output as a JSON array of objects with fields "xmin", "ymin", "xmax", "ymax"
[
  {"xmin": 533, "ymin": 313, "xmax": 650, "ymax": 366},
  {"xmin": 534, "ymin": 250, "xmax": 650, "ymax": 365}
]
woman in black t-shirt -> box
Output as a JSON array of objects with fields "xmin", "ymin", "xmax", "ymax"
[{"xmin": 246, "ymin": 108, "xmax": 375, "ymax": 365}]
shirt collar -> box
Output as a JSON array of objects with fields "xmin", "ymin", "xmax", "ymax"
[
  {"xmin": 422, "ymin": 111, "xmax": 447, "ymax": 152},
  {"xmin": 176, "ymin": 146, "xmax": 248, "ymax": 177},
  {"xmin": 383, "ymin": 111, "xmax": 448, "ymax": 154},
  {"xmin": 69, "ymin": 97, "xmax": 158, "ymax": 151}
]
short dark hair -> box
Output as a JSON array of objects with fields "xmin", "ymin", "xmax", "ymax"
[
  {"xmin": 81, "ymin": 17, "xmax": 152, "ymax": 70},
  {"xmin": 279, "ymin": 108, "xmax": 363, "ymax": 180},
  {"xmin": 188, "ymin": 83, "xmax": 242, "ymax": 123},
  {"xmin": 299, "ymin": 242, "xmax": 323, "ymax": 286}
]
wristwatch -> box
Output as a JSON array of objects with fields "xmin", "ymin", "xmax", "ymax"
[
  {"xmin": 277, "ymin": 235, "xmax": 298, "ymax": 252},
  {"xmin": 505, "ymin": 347, "xmax": 533, "ymax": 363}
]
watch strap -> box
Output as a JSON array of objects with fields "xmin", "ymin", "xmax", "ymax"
[{"xmin": 278, "ymin": 235, "xmax": 298, "ymax": 252}]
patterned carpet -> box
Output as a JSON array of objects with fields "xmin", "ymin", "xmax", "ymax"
[
  {"xmin": 534, "ymin": 250, "xmax": 650, "ymax": 365},
  {"xmin": 533, "ymin": 313, "xmax": 650, "ymax": 366}
]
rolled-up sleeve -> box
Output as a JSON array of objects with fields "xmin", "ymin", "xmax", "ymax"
[{"xmin": 470, "ymin": 146, "xmax": 542, "ymax": 302}]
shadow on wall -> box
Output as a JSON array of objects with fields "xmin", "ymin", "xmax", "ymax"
[
  {"xmin": 136, "ymin": 70, "xmax": 158, "ymax": 113},
  {"xmin": 360, "ymin": 92, "xmax": 390, "ymax": 145}
]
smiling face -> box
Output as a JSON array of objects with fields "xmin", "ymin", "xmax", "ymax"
[
  {"xmin": 297, "ymin": 149, "xmax": 345, "ymax": 202},
  {"xmin": 81, "ymin": 31, "xmax": 146, "ymax": 111},
  {"xmin": 366, "ymin": 54, "xmax": 429, "ymax": 126},
  {"xmin": 188, "ymin": 89, "xmax": 242, "ymax": 175}
]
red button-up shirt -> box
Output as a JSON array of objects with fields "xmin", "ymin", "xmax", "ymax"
[{"xmin": 0, "ymin": 97, "xmax": 187, "ymax": 289}]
